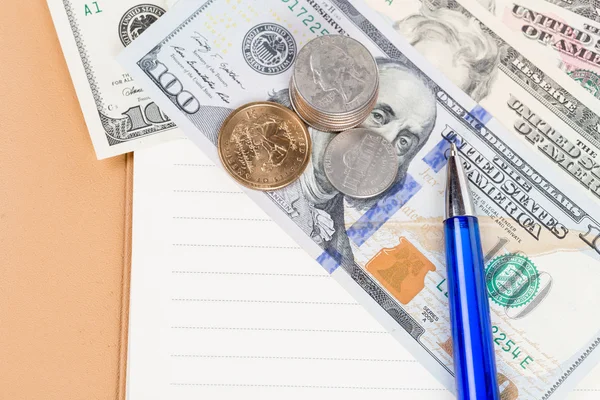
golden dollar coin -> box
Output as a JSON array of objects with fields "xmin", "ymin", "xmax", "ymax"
[{"xmin": 218, "ymin": 101, "xmax": 312, "ymax": 191}]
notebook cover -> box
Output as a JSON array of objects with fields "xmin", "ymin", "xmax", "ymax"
[{"xmin": 0, "ymin": 2, "xmax": 132, "ymax": 399}]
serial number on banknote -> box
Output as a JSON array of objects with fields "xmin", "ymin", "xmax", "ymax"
[
  {"xmin": 280, "ymin": 0, "xmax": 345, "ymax": 36},
  {"xmin": 492, "ymin": 325, "xmax": 534, "ymax": 369}
]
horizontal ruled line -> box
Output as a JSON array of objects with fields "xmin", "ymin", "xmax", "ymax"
[
  {"xmin": 173, "ymin": 216, "xmax": 271, "ymax": 222},
  {"xmin": 173, "ymin": 163, "xmax": 216, "ymax": 167},
  {"xmin": 171, "ymin": 327, "xmax": 387, "ymax": 334},
  {"xmin": 171, "ymin": 271, "xmax": 328, "ymax": 278},
  {"xmin": 171, "ymin": 298, "xmax": 358, "ymax": 305},
  {"xmin": 170, "ymin": 383, "xmax": 445, "ymax": 391},
  {"xmin": 173, "ymin": 190, "xmax": 244, "ymax": 194},
  {"xmin": 172, "ymin": 244, "xmax": 300, "ymax": 249},
  {"xmin": 171, "ymin": 354, "xmax": 413, "ymax": 363}
]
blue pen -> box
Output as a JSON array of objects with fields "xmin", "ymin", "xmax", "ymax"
[{"xmin": 444, "ymin": 142, "xmax": 500, "ymax": 400}]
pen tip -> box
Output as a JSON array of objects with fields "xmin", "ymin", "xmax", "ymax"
[
  {"xmin": 445, "ymin": 140, "xmax": 475, "ymax": 218},
  {"xmin": 450, "ymin": 142, "xmax": 458, "ymax": 157}
]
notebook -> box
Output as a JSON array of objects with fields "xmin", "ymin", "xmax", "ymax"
[{"xmin": 128, "ymin": 139, "xmax": 600, "ymax": 399}]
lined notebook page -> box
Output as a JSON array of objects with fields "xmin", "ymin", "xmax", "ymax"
[{"xmin": 128, "ymin": 139, "xmax": 600, "ymax": 399}]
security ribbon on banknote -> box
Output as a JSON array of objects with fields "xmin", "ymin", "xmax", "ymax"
[
  {"xmin": 46, "ymin": 0, "xmax": 182, "ymax": 158},
  {"xmin": 118, "ymin": 0, "xmax": 600, "ymax": 398}
]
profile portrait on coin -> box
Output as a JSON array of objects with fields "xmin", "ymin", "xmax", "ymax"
[
  {"xmin": 309, "ymin": 45, "xmax": 367, "ymax": 105},
  {"xmin": 394, "ymin": 6, "xmax": 500, "ymax": 102},
  {"xmin": 269, "ymin": 57, "xmax": 437, "ymax": 267}
]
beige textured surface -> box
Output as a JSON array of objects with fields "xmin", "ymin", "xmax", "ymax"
[{"xmin": 0, "ymin": 1, "xmax": 131, "ymax": 399}]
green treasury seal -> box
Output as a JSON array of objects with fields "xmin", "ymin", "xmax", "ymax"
[
  {"xmin": 485, "ymin": 254, "xmax": 539, "ymax": 308},
  {"xmin": 568, "ymin": 70, "xmax": 600, "ymax": 99}
]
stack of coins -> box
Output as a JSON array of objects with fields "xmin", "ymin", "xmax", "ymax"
[{"xmin": 290, "ymin": 35, "xmax": 379, "ymax": 132}]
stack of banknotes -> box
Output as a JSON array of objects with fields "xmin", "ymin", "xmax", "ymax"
[{"xmin": 46, "ymin": 0, "xmax": 600, "ymax": 397}]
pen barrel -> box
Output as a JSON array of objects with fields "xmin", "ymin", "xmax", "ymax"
[{"xmin": 444, "ymin": 216, "xmax": 500, "ymax": 400}]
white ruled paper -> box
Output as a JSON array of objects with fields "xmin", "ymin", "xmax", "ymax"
[{"xmin": 127, "ymin": 139, "xmax": 600, "ymax": 399}]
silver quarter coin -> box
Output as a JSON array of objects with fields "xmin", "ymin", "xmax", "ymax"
[
  {"xmin": 293, "ymin": 35, "xmax": 378, "ymax": 115},
  {"xmin": 323, "ymin": 128, "xmax": 399, "ymax": 198},
  {"xmin": 289, "ymin": 81, "xmax": 378, "ymax": 132}
]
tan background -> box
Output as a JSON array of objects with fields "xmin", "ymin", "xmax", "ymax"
[{"xmin": 0, "ymin": 1, "xmax": 130, "ymax": 399}]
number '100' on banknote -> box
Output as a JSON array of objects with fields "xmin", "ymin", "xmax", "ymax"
[
  {"xmin": 119, "ymin": 0, "xmax": 600, "ymax": 398},
  {"xmin": 46, "ymin": 0, "xmax": 181, "ymax": 158}
]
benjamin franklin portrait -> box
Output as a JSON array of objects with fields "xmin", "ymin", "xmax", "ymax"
[{"xmin": 269, "ymin": 57, "xmax": 437, "ymax": 267}]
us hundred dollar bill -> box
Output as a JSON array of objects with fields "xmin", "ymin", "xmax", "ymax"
[
  {"xmin": 46, "ymin": 0, "xmax": 182, "ymax": 158},
  {"xmin": 368, "ymin": 0, "xmax": 600, "ymax": 208},
  {"xmin": 119, "ymin": 0, "xmax": 600, "ymax": 397},
  {"xmin": 485, "ymin": 0, "xmax": 600, "ymax": 96}
]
